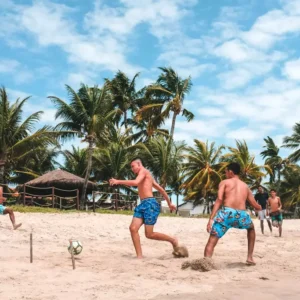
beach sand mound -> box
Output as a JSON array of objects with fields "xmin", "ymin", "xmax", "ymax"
[{"xmin": 181, "ymin": 258, "xmax": 216, "ymax": 272}]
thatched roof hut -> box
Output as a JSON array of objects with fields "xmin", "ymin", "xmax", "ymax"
[{"xmin": 24, "ymin": 169, "xmax": 97, "ymax": 197}]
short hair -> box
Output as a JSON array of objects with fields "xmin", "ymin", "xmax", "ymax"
[
  {"xmin": 130, "ymin": 157, "xmax": 143, "ymax": 164},
  {"xmin": 227, "ymin": 162, "xmax": 241, "ymax": 175},
  {"xmin": 270, "ymin": 189, "xmax": 276, "ymax": 192},
  {"xmin": 258, "ymin": 185, "xmax": 263, "ymax": 189}
]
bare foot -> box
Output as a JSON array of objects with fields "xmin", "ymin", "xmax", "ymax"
[
  {"xmin": 136, "ymin": 255, "xmax": 144, "ymax": 259},
  {"xmin": 13, "ymin": 223, "xmax": 22, "ymax": 230},
  {"xmin": 246, "ymin": 258, "xmax": 256, "ymax": 266}
]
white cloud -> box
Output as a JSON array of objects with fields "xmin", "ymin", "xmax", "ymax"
[
  {"xmin": 226, "ymin": 128, "xmax": 258, "ymax": 141},
  {"xmin": 283, "ymin": 58, "xmax": 300, "ymax": 80},
  {"xmin": 198, "ymin": 107, "xmax": 224, "ymax": 117},
  {"xmin": 0, "ymin": 59, "xmax": 19, "ymax": 73}
]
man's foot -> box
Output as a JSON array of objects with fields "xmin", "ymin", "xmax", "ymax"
[
  {"xmin": 136, "ymin": 255, "xmax": 144, "ymax": 259},
  {"xmin": 13, "ymin": 223, "xmax": 22, "ymax": 230},
  {"xmin": 246, "ymin": 258, "xmax": 256, "ymax": 266}
]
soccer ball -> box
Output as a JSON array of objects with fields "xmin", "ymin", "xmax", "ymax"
[{"xmin": 68, "ymin": 240, "xmax": 83, "ymax": 255}]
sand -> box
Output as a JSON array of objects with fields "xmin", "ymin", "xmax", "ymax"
[{"xmin": 1, "ymin": 212, "xmax": 300, "ymax": 300}]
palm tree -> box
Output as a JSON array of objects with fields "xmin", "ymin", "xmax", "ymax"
[
  {"xmin": 280, "ymin": 165, "xmax": 300, "ymax": 217},
  {"xmin": 92, "ymin": 129, "xmax": 139, "ymax": 205},
  {"xmin": 105, "ymin": 71, "xmax": 141, "ymax": 129},
  {"xmin": 138, "ymin": 137, "xmax": 185, "ymax": 189},
  {"xmin": 181, "ymin": 140, "xmax": 225, "ymax": 200},
  {"xmin": 224, "ymin": 140, "xmax": 268, "ymax": 187},
  {"xmin": 283, "ymin": 123, "xmax": 300, "ymax": 163},
  {"xmin": 59, "ymin": 146, "xmax": 87, "ymax": 177},
  {"xmin": 136, "ymin": 67, "xmax": 194, "ymax": 142},
  {"xmin": 0, "ymin": 87, "xmax": 57, "ymax": 184},
  {"xmin": 12, "ymin": 147, "xmax": 59, "ymax": 183},
  {"xmin": 261, "ymin": 136, "xmax": 288, "ymax": 192},
  {"xmin": 49, "ymin": 84, "xmax": 119, "ymax": 206}
]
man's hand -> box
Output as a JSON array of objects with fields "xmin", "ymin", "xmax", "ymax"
[
  {"xmin": 256, "ymin": 204, "xmax": 262, "ymax": 211},
  {"xmin": 109, "ymin": 178, "xmax": 119, "ymax": 186},
  {"xmin": 207, "ymin": 219, "xmax": 214, "ymax": 233},
  {"xmin": 0, "ymin": 197, "xmax": 6, "ymax": 204},
  {"xmin": 168, "ymin": 203, "xmax": 176, "ymax": 212}
]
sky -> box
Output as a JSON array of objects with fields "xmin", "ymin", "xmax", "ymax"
[{"xmin": 1, "ymin": 0, "xmax": 300, "ymax": 165}]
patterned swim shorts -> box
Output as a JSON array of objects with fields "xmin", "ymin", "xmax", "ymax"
[
  {"xmin": 133, "ymin": 198, "xmax": 160, "ymax": 225},
  {"xmin": 211, "ymin": 207, "xmax": 254, "ymax": 238}
]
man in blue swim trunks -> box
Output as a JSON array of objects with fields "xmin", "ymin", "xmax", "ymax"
[
  {"xmin": 0, "ymin": 186, "xmax": 22, "ymax": 230},
  {"xmin": 204, "ymin": 162, "xmax": 262, "ymax": 265},
  {"xmin": 109, "ymin": 158, "xmax": 178, "ymax": 258}
]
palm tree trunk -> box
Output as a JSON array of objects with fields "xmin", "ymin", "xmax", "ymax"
[
  {"xmin": 80, "ymin": 140, "xmax": 94, "ymax": 209},
  {"xmin": 0, "ymin": 165, "xmax": 4, "ymax": 184},
  {"xmin": 169, "ymin": 111, "xmax": 177, "ymax": 142},
  {"xmin": 176, "ymin": 193, "xmax": 179, "ymax": 214},
  {"xmin": 124, "ymin": 110, "xmax": 127, "ymax": 129},
  {"xmin": 0, "ymin": 156, "xmax": 6, "ymax": 184},
  {"xmin": 277, "ymin": 168, "xmax": 281, "ymax": 193}
]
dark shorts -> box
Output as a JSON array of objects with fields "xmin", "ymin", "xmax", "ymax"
[
  {"xmin": 211, "ymin": 207, "xmax": 253, "ymax": 238},
  {"xmin": 133, "ymin": 198, "xmax": 160, "ymax": 225},
  {"xmin": 270, "ymin": 211, "xmax": 283, "ymax": 225}
]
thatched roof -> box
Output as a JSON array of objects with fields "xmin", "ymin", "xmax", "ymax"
[{"xmin": 25, "ymin": 169, "xmax": 96, "ymax": 190}]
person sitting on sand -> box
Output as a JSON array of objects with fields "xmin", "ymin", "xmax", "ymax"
[
  {"xmin": 109, "ymin": 158, "xmax": 180, "ymax": 259},
  {"xmin": 0, "ymin": 186, "xmax": 22, "ymax": 230},
  {"xmin": 204, "ymin": 162, "xmax": 262, "ymax": 265},
  {"xmin": 267, "ymin": 189, "xmax": 283, "ymax": 237}
]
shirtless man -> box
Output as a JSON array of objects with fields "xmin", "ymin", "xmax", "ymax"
[
  {"xmin": 204, "ymin": 162, "xmax": 262, "ymax": 265},
  {"xmin": 267, "ymin": 189, "xmax": 283, "ymax": 237},
  {"xmin": 109, "ymin": 158, "xmax": 178, "ymax": 258},
  {"xmin": 0, "ymin": 186, "xmax": 22, "ymax": 230}
]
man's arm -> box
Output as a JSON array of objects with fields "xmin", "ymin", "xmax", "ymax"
[
  {"xmin": 266, "ymin": 198, "xmax": 270, "ymax": 216},
  {"xmin": 278, "ymin": 197, "xmax": 282, "ymax": 211},
  {"xmin": 206, "ymin": 181, "xmax": 226, "ymax": 233},
  {"xmin": 152, "ymin": 181, "xmax": 172, "ymax": 206},
  {"xmin": 109, "ymin": 171, "xmax": 146, "ymax": 187},
  {"xmin": 0, "ymin": 187, "xmax": 4, "ymax": 204},
  {"xmin": 247, "ymin": 189, "xmax": 262, "ymax": 210}
]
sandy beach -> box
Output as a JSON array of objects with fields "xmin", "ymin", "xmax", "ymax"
[{"xmin": 1, "ymin": 212, "xmax": 300, "ymax": 300}]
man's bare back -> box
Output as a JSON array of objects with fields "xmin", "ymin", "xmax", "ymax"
[{"xmin": 222, "ymin": 178, "xmax": 255, "ymax": 210}]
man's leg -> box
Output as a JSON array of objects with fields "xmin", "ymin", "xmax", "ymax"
[
  {"xmin": 260, "ymin": 220, "xmax": 264, "ymax": 234},
  {"xmin": 129, "ymin": 217, "xmax": 144, "ymax": 258},
  {"xmin": 267, "ymin": 219, "xmax": 272, "ymax": 233},
  {"xmin": 246, "ymin": 226, "xmax": 256, "ymax": 265},
  {"xmin": 144, "ymin": 225, "xmax": 178, "ymax": 248},
  {"xmin": 3, "ymin": 208, "xmax": 22, "ymax": 230},
  {"xmin": 278, "ymin": 222, "xmax": 282, "ymax": 237},
  {"xmin": 204, "ymin": 235, "xmax": 219, "ymax": 257}
]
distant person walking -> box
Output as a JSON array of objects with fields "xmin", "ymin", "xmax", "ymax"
[{"xmin": 255, "ymin": 186, "xmax": 272, "ymax": 234}]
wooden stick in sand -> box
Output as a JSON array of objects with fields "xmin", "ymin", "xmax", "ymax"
[
  {"xmin": 30, "ymin": 233, "xmax": 33, "ymax": 263},
  {"xmin": 69, "ymin": 240, "xmax": 76, "ymax": 270}
]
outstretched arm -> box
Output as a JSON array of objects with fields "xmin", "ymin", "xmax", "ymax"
[
  {"xmin": 152, "ymin": 181, "xmax": 176, "ymax": 212},
  {"xmin": 109, "ymin": 171, "xmax": 146, "ymax": 187},
  {"xmin": 207, "ymin": 181, "xmax": 225, "ymax": 232},
  {"xmin": 0, "ymin": 187, "xmax": 5, "ymax": 204},
  {"xmin": 247, "ymin": 189, "xmax": 262, "ymax": 210}
]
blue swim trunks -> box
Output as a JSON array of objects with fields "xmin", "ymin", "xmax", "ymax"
[
  {"xmin": 0, "ymin": 204, "xmax": 6, "ymax": 215},
  {"xmin": 133, "ymin": 198, "xmax": 160, "ymax": 225},
  {"xmin": 211, "ymin": 207, "xmax": 253, "ymax": 238}
]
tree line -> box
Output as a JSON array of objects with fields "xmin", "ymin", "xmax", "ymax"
[{"xmin": 0, "ymin": 67, "xmax": 299, "ymax": 213}]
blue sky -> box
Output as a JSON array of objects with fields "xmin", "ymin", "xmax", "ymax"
[{"xmin": 1, "ymin": 0, "xmax": 300, "ymax": 165}]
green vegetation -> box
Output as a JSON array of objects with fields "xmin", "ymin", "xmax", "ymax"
[{"xmin": 1, "ymin": 67, "xmax": 299, "ymax": 216}]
